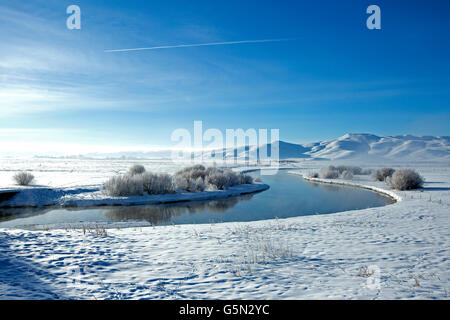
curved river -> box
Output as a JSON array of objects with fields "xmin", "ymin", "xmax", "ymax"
[{"xmin": 0, "ymin": 171, "xmax": 394, "ymax": 230}]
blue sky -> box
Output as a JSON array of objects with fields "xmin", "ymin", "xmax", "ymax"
[{"xmin": 0, "ymin": 0, "xmax": 449, "ymax": 154}]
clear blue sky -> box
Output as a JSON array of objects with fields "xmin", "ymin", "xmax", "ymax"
[{"xmin": 0, "ymin": 0, "xmax": 449, "ymax": 153}]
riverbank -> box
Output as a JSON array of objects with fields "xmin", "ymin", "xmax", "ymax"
[
  {"xmin": 0, "ymin": 183, "xmax": 269, "ymax": 208},
  {"xmin": 0, "ymin": 161, "xmax": 449, "ymax": 299}
]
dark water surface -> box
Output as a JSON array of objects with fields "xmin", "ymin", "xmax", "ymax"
[{"xmin": 0, "ymin": 171, "xmax": 394, "ymax": 229}]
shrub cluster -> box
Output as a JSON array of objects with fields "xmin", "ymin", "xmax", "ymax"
[
  {"xmin": 320, "ymin": 165, "xmax": 371, "ymax": 180},
  {"xmin": 372, "ymin": 168, "xmax": 395, "ymax": 181},
  {"xmin": 337, "ymin": 166, "xmax": 360, "ymax": 175},
  {"xmin": 13, "ymin": 172, "xmax": 35, "ymax": 186},
  {"xmin": 316, "ymin": 165, "xmax": 423, "ymax": 191},
  {"xmin": 320, "ymin": 166, "xmax": 340, "ymax": 179},
  {"xmin": 386, "ymin": 169, "xmax": 424, "ymax": 190},
  {"xmin": 103, "ymin": 175, "xmax": 144, "ymax": 196},
  {"xmin": 103, "ymin": 165, "xmax": 255, "ymax": 197},
  {"xmin": 142, "ymin": 172, "xmax": 176, "ymax": 194},
  {"xmin": 174, "ymin": 165, "xmax": 253, "ymax": 191}
]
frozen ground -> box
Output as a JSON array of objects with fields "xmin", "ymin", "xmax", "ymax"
[{"xmin": 0, "ymin": 159, "xmax": 449, "ymax": 299}]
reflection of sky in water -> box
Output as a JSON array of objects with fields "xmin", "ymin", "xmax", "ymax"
[{"xmin": 0, "ymin": 172, "xmax": 394, "ymax": 229}]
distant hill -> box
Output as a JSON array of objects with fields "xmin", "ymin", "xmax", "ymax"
[
  {"xmin": 37, "ymin": 134, "xmax": 449, "ymax": 161},
  {"xmin": 203, "ymin": 134, "xmax": 450, "ymax": 161}
]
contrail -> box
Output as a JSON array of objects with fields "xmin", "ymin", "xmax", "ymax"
[{"xmin": 104, "ymin": 38, "xmax": 293, "ymax": 53}]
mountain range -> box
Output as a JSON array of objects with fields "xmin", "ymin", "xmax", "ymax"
[
  {"xmin": 225, "ymin": 133, "xmax": 450, "ymax": 161},
  {"xmin": 73, "ymin": 134, "xmax": 450, "ymax": 162}
]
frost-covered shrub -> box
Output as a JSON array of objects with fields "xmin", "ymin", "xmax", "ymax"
[
  {"xmin": 308, "ymin": 172, "xmax": 319, "ymax": 178},
  {"xmin": 172, "ymin": 174, "xmax": 190, "ymax": 191},
  {"xmin": 204, "ymin": 168, "xmax": 240, "ymax": 190},
  {"xmin": 320, "ymin": 166, "xmax": 339, "ymax": 179},
  {"xmin": 13, "ymin": 172, "xmax": 35, "ymax": 186},
  {"xmin": 206, "ymin": 171, "xmax": 230, "ymax": 190},
  {"xmin": 189, "ymin": 177, "xmax": 206, "ymax": 192},
  {"xmin": 335, "ymin": 165, "xmax": 363, "ymax": 175},
  {"xmin": 142, "ymin": 172, "xmax": 175, "ymax": 194},
  {"xmin": 340, "ymin": 170, "xmax": 353, "ymax": 180},
  {"xmin": 175, "ymin": 165, "xmax": 206, "ymax": 181},
  {"xmin": 238, "ymin": 174, "xmax": 254, "ymax": 185},
  {"xmin": 103, "ymin": 175, "xmax": 144, "ymax": 196},
  {"xmin": 372, "ymin": 168, "xmax": 396, "ymax": 181},
  {"xmin": 173, "ymin": 174, "xmax": 206, "ymax": 192},
  {"xmin": 128, "ymin": 164, "xmax": 146, "ymax": 176},
  {"xmin": 174, "ymin": 165, "xmax": 207, "ymax": 192},
  {"xmin": 105, "ymin": 165, "xmax": 254, "ymax": 196},
  {"xmin": 174, "ymin": 165, "xmax": 252, "ymax": 191},
  {"xmin": 386, "ymin": 169, "xmax": 424, "ymax": 190}
]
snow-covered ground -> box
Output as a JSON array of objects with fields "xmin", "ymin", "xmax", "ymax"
[
  {"xmin": 0, "ymin": 158, "xmax": 183, "ymax": 189},
  {"xmin": 0, "ymin": 158, "xmax": 268, "ymax": 208},
  {"xmin": 0, "ymin": 159, "xmax": 449, "ymax": 299}
]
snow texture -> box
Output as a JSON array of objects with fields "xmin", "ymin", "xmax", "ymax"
[{"xmin": 0, "ymin": 159, "xmax": 449, "ymax": 299}]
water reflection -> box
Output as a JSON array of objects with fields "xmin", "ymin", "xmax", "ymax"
[
  {"xmin": 0, "ymin": 171, "xmax": 394, "ymax": 229},
  {"xmin": 0, "ymin": 207, "xmax": 52, "ymax": 223},
  {"xmin": 320, "ymin": 184, "xmax": 342, "ymax": 193},
  {"xmin": 104, "ymin": 195, "xmax": 253, "ymax": 225}
]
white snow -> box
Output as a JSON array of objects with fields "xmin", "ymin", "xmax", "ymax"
[
  {"xmin": 4, "ymin": 134, "xmax": 448, "ymax": 162},
  {"xmin": 203, "ymin": 134, "xmax": 450, "ymax": 161},
  {"xmin": 0, "ymin": 183, "xmax": 269, "ymax": 208},
  {"xmin": 0, "ymin": 159, "xmax": 449, "ymax": 299},
  {"xmin": 0, "ymin": 158, "xmax": 267, "ymax": 208}
]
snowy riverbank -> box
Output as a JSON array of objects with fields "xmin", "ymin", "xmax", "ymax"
[
  {"xmin": 0, "ymin": 183, "xmax": 269, "ymax": 208},
  {"xmin": 0, "ymin": 161, "xmax": 449, "ymax": 299},
  {"xmin": 0, "ymin": 159, "xmax": 268, "ymax": 208}
]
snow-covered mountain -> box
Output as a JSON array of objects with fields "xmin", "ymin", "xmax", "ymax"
[
  {"xmin": 38, "ymin": 134, "xmax": 449, "ymax": 161},
  {"xmin": 209, "ymin": 134, "xmax": 450, "ymax": 161}
]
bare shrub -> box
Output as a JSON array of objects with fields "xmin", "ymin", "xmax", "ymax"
[
  {"xmin": 320, "ymin": 166, "xmax": 339, "ymax": 179},
  {"xmin": 173, "ymin": 174, "xmax": 206, "ymax": 192},
  {"xmin": 206, "ymin": 170, "xmax": 232, "ymax": 190},
  {"xmin": 372, "ymin": 168, "xmax": 396, "ymax": 181},
  {"xmin": 13, "ymin": 172, "xmax": 35, "ymax": 186},
  {"xmin": 172, "ymin": 174, "xmax": 190, "ymax": 191},
  {"xmin": 142, "ymin": 172, "xmax": 175, "ymax": 194},
  {"xmin": 103, "ymin": 175, "xmax": 144, "ymax": 196},
  {"xmin": 174, "ymin": 165, "xmax": 207, "ymax": 191},
  {"xmin": 105, "ymin": 165, "xmax": 254, "ymax": 196},
  {"xmin": 238, "ymin": 174, "xmax": 254, "ymax": 185},
  {"xmin": 336, "ymin": 165, "xmax": 362, "ymax": 175},
  {"xmin": 174, "ymin": 165, "xmax": 253, "ymax": 192},
  {"xmin": 128, "ymin": 164, "xmax": 146, "ymax": 176},
  {"xmin": 386, "ymin": 169, "xmax": 424, "ymax": 190},
  {"xmin": 340, "ymin": 170, "xmax": 353, "ymax": 180},
  {"xmin": 190, "ymin": 177, "xmax": 206, "ymax": 192}
]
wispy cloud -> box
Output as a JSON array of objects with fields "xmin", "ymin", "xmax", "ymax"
[{"xmin": 104, "ymin": 38, "xmax": 294, "ymax": 53}]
